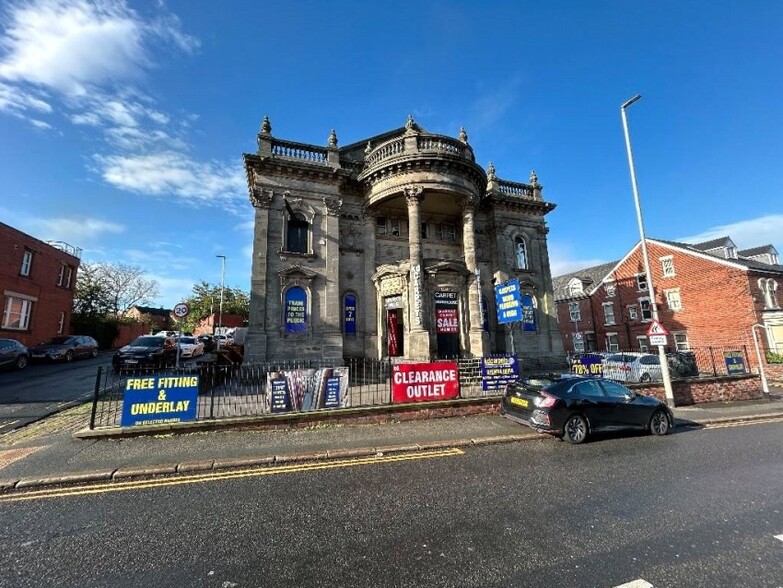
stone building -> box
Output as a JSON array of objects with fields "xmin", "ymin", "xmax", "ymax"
[{"xmin": 242, "ymin": 116, "xmax": 564, "ymax": 364}]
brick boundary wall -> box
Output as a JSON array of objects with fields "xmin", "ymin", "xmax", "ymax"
[
  {"xmin": 764, "ymin": 363, "xmax": 783, "ymax": 382},
  {"xmin": 632, "ymin": 374, "xmax": 763, "ymax": 405}
]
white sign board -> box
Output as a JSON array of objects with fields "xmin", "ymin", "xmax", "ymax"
[{"xmin": 649, "ymin": 334, "xmax": 667, "ymax": 346}]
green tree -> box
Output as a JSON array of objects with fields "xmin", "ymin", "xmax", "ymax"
[{"xmin": 178, "ymin": 281, "xmax": 250, "ymax": 332}]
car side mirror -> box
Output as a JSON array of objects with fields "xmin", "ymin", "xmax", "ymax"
[{"xmin": 623, "ymin": 391, "xmax": 636, "ymax": 401}]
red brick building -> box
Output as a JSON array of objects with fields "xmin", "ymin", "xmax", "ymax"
[
  {"xmin": 553, "ymin": 237, "xmax": 782, "ymax": 362},
  {"xmin": 1, "ymin": 222, "xmax": 82, "ymax": 347}
]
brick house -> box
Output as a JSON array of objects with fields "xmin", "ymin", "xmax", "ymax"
[
  {"xmin": 1, "ymin": 222, "xmax": 81, "ymax": 347},
  {"xmin": 553, "ymin": 236, "xmax": 782, "ymax": 364},
  {"xmin": 124, "ymin": 305, "xmax": 173, "ymax": 331},
  {"xmin": 193, "ymin": 313, "xmax": 247, "ymax": 336}
]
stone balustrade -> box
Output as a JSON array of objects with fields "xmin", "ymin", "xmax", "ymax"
[
  {"xmin": 364, "ymin": 133, "xmax": 475, "ymax": 170},
  {"xmin": 271, "ymin": 139, "xmax": 329, "ymax": 163},
  {"xmin": 498, "ymin": 179, "xmax": 536, "ymax": 200}
]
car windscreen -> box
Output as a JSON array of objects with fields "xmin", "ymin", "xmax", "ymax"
[
  {"xmin": 180, "ymin": 337, "xmax": 196, "ymax": 344},
  {"xmin": 131, "ymin": 337, "xmax": 165, "ymax": 347},
  {"xmin": 606, "ymin": 354, "xmax": 636, "ymax": 363},
  {"xmin": 39, "ymin": 336, "xmax": 73, "ymax": 345}
]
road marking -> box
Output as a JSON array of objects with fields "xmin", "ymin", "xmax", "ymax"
[
  {"xmin": 0, "ymin": 448, "xmax": 464, "ymax": 503},
  {"xmin": 614, "ymin": 580, "xmax": 653, "ymax": 588},
  {"xmin": 775, "ymin": 534, "xmax": 783, "ymax": 542}
]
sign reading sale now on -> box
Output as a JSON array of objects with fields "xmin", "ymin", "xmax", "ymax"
[{"xmin": 391, "ymin": 362, "xmax": 459, "ymax": 403}]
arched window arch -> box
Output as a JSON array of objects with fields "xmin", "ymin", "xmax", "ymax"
[
  {"xmin": 514, "ymin": 237, "xmax": 528, "ymax": 270},
  {"xmin": 286, "ymin": 212, "xmax": 310, "ymax": 254}
]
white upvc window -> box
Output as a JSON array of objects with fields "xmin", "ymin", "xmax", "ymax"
[
  {"xmin": 2, "ymin": 295, "xmax": 33, "ymax": 330},
  {"xmin": 660, "ymin": 255, "xmax": 675, "ymax": 277},
  {"xmin": 57, "ymin": 311, "xmax": 65, "ymax": 334},
  {"xmin": 602, "ymin": 302, "xmax": 615, "ymax": 325},
  {"xmin": 636, "ymin": 273, "xmax": 648, "ymax": 291},
  {"xmin": 628, "ymin": 305, "xmax": 638, "ymax": 320},
  {"xmin": 21, "ymin": 250, "xmax": 33, "ymax": 276},
  {"xmin": 673, "ymin": 331, "xmax": 690, "ymax": 351},
  {"xmin": 568, "ymin": 301, "xmax": 581, "ymax": 322},
  {"xmin": 665, "ymin": 288, "xmax": 682, "ymax": 311},
  {"xmin": 606, "ymin": 333, "xmax": 620, "ymax": 352},
  {"xmin": 639, "ymin": 297, "xmax": 652, "ymax": 321},
  {"xmin": 568, "ymin": 279, "xmax": 583, "ymax": 297},
  {"xmin": 637, "ymin": 336, "xmax": 649, "ymax": 352},
  {"xmin": 758, "ymin": 278, "xmax": 779, "ymax": 309},
  {"xmin": 604, "ymin": 281, "xmax": 616, "ymax": 297}
]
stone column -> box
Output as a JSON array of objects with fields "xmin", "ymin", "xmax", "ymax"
[
  {"xmin": 404, "ymin": 186, "xmax": 430, "ymax": 359},
  {"xmin": 245, "ymin": 186, "xmax": 273, "ymax": 361},
  {"xmin": 362, "ymin": 209, "xmax": 380, "ymax": 358},
  {"xmin": 462, "ymin": 204, "xmax": 489, "ymax": 357},
  {"xmin": 322, "ymin": 197, "xmax": 343, "ymax": 360}
]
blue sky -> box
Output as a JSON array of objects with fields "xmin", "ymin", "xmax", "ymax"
[{"xmin": 1, "ymin": 0, "xmax": 781, "ymax": 309}]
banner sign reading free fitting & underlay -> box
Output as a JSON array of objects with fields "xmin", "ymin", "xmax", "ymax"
[
  {"xmin": 121, "ymin": 374, "xmax": 199, "ymax": 427},
  {"xmin": 391, "ymin": 362, "xmax": 459, "ymax": 403}
]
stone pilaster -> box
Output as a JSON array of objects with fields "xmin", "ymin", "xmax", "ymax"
[
  {"xmin": 362, "ymin": 209, "xmax": 380, "ymax": 358},
  {"xmin": 404, "ymin": 186, "xmax": 430, "ymax": 359},
  {"xmin": 462, "ymin": 204, "xmax": 489, "ymax": 357},
  {"xmin": 322, "ymin": 197, "xmax": 343, "ymax": 360},
  {"xmin": 245, "ymin": 187, "xmax": 273, "ymax": 361}
]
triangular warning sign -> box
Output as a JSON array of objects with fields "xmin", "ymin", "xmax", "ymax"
[{"xmin": 646, "ymin": 319, "xmax": 669, "ymax": 337}]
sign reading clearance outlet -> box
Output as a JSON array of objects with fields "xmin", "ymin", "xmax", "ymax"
[{"xmin": 391, "ymin": 362, "xmax": 459, "ymax": 403}]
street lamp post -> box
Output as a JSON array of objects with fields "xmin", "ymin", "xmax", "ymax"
[
  {"xmin": 216, "ymin": 255, "xmax": 226, "ymax": 350},
  {"xmin": 621, "ymin": 95, "xmax": 675, "ymax": 407}
]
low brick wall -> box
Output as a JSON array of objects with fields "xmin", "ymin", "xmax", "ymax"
[
  {"xmin": 764, "ymin": 362, "xmax": 783, "ymax": 382},
  {"xmin": 632, "ymin": 374, "xmax": 763, "ymax": 406}
]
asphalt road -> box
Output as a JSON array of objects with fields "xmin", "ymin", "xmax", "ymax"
[
  {"xmin": 0, "ymin": 354, "xmax": 113, "ymax": 434},
  {"xmin": 1, "ymin": 420, "xmax": 781, "ymax": 587}
]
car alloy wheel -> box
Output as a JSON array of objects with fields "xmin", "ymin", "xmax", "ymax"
[
  {"xmin": 15, "ymin": 355, "xmax": 27, "ymax": 369},
  {"xmin": 91, "ymin": 349, "xmax": 99, "ymax": 358},
  {"xmin": 640, "ymin": 372, "xmax": 652, "ymax": 383},
  {"xmin": 649, "ymin": 410, "xmax": 670, "ymax": 436},
  {"xmin": 564, "ymin": 414, "xmax": 588, "ymax": 444},
  {"xmin": 65, "ymin": 350, "xmax": 74, "ymax": 362}
]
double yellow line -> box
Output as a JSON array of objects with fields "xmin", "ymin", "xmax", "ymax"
[{"xmin": 0, "ymin": 448, "xmax": 464, "ymax": 503}]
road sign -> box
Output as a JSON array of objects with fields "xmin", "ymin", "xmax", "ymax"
[
  {"xmin": 494, "ymin": 279, "xmax": 522, "ymax": 324},
  {"xmin": 646, "ymin": 319, "xmax": 668, "ymax": 337},
  {"xmin": 173, "ymin": 302, "xmax": 190, "ymax": 319},
  {"xmin": 574, "ymin": 332, "xmax": 583, "ymax": 340},
  {"xmin": 649, "ymin": 334, "xmax": 667, "ymax": 346}
]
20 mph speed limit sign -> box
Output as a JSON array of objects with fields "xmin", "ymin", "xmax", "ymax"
[{"xmin": 173, "ymin": 303, "xmax": 189, "ymax": 319}]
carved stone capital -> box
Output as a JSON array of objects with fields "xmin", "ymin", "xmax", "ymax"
[
  {"xmin": 404, "ymin": 186, "xmax": 424, "ymax": 206},
  {"xmin": 536, "ymin": 224, "xmax": 550, "ymax": 236},
  {"xmin": 251, "ymin": 188, "xmax": 274, "ymax": 208},
  {"xmin": 323, "ymin": 197, "xmax": 343, "ymax": 216}
]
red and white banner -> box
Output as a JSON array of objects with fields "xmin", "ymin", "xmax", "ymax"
[{"xmin": 391, "ymin": 362, "xmax": 459, "ymax": 403}]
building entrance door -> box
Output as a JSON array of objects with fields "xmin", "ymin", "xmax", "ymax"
[
  {"xmin": 386, "ymin": 309, "xmax": 404, "ymax": 356},
  {"xmin": 434, "ymin": 292, "xmax": 460, "ymax": 359}
]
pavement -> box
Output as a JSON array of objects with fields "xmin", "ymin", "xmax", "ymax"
[{"xmin": 1, "ymin": 386, "xmax": 782, "ymax": 494}]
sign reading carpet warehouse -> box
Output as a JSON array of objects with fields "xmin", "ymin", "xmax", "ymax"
[{"xmin": 392, "ymin": 362, "xmax": 459, "ymax": 403}]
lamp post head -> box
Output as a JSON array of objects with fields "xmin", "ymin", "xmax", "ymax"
[{"xmin": 621, "ymin": 94, "xmax": 642, "ymax": 110}]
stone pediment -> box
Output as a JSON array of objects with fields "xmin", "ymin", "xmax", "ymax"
[
  {"xmin": 278, "ymin": 265, "xmax": 317, "ymax": 287},
  {"xmin": 424, "ymin": 260, "xmax": 470, "ymax": 277}
]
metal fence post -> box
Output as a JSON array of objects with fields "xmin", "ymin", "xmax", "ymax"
[
  {"xmin": 388, "ymin": 357, "xmax": 393, "ymax": 403},
  {"xmin": 89, "ymin": 366, "xmax": 102, "ymax": 430}
]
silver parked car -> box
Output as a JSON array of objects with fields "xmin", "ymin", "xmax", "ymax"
[
  {"xmin": 0, "ymin": 338, "xmax": 28, "ymax": 370},
  {"xmin": 29, "ymin": 335, "xmax": 99, "ymax": 362},
  {"xmin": 603, "ymin": 352, "xmax": 662, "ymax": 383}
]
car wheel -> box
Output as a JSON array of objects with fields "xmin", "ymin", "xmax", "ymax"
[
  {"xmin": 563, "ymin": 414, "xmax": 588, "ymax": 444},
  {"xmin": 640, "ymin": 372, "xmax": 652, "ymax": 383},
  {"xmin": 91, "ymin": 348, "xmax": 99, "ymax": 358},
  {"xmin": 65, "ymin": 350, "xmax": 74, "ymax": 362},
  {"xmin": 649, "ymin": 410, "xmax": 670, "ymax": 436},
  {"xmin": 15, "ymin": 355, "xmax": 28, "ymax": 370}
]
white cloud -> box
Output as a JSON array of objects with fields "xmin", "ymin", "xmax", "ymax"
[
  {"xmin": 95, "ymin": 151, "xmax": 247, "ymax": 211},
  {"xmin": 677, "ymin": 215, "xmax": 783, "ymax": 251},
  {"xmin": 29, "ymin": 118, "xmax": 51, "ymax": 129},
  {"xmin": 548, "ymin": 242, "xmax": 609, "ymax": 277},
  {"xmin": 30, "ymin": 217, "xmax": 125, "ymax": 244}
]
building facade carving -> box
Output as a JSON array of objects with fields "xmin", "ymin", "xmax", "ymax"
[{"xmin": 243, "ymin": 116, "xmax": 564, "ymax": 362}]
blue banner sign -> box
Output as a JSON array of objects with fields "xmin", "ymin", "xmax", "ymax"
[
  {"xmin": 521, "ymin": 294, "xmax": 536, "ymax": 332},
  {"xmin": 270, "ymin": 378, "xmax": 292, "ymax": 413},
  {"xmin": 121, "ymin": 374, "xmax": 199, "ymax": 427},
  {"xmin": 571, "ymin": 354, "xmax": 603, "ymax": 377},
  {"xmin": 324, "ymin": 376, "xmax": 341, "ymax": 408},
  {"xmin": 481, "ymin": 354, "xmax": 519, "ymax": 392},
  {"xmin": 285, "ymin": 286, "xmax": 307, "ymax": 334},
  {"xmin": 724, "ymin": 351, "xmax": 746, "ymax": 375},
  {"xmin": 495, "ymin": 279, "xmax": 522, "ymax": 324},
  {"xmin": 344, "ymin": 294, "xmax": 357, "ymax": 334}
]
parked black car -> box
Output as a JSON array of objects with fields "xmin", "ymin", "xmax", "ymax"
[
  {"xmin": 112, "ymin": 336, "xmax": 178, "ymax": 372},
  {"xmin": 29, "ymin": 335, "xmax": 99, "ymax": 362},
  {"xmin": 500, "ymin": 375, "xmax": 673, "ymax": 444},
  {"xmin": 197, "ymin": 334, "xmax": 215, "ymax": 352},
  {"xmin": 0, "ymin": 338, "xmax": 28, "ymax": 370}
]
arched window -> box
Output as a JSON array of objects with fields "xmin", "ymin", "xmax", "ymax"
[
  {"xmin": 514, "ymin": 237, "xmax": 528, "ymax": 270},
  {"xmin": 286, "ymin": 212, "xmax": 309, "ymax": 254},
  {"xmin": 760, "ymin": 278, "xmax": 779, "ymax": 309},
  {"xmin": 283, "ymin": 286, "xmax": 307, "ymax": 334}
]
